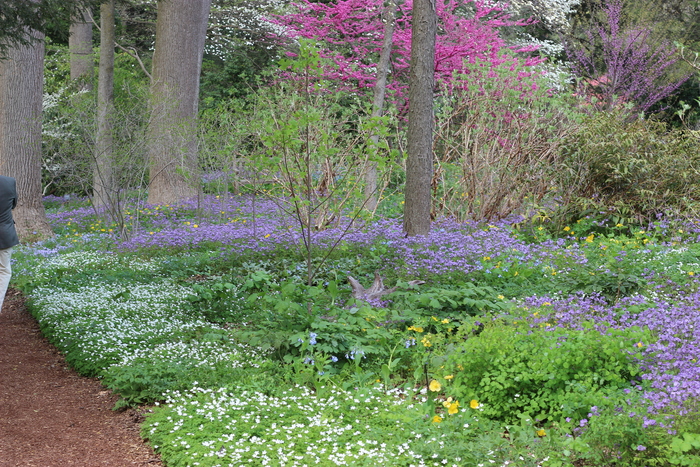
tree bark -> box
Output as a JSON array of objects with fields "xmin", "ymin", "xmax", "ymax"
[
  {"xmin": 403, "ymin": 0, "xmax": 436, "ymax": 236},
  {"xmin": 94, "ymin": 1, "xmax": 115, "ymax": 211},
  {"xmin": 68, "ymin": 8, "xmax": 94, "ymax": 91},
  {"xmin": 146, "ymin": 0, "xmax": 212, "ymax": 206},
  {"xmin": 0, "ymin": 27, "xmax": 53, "ymax": 241},
  {"xmin": 364, "ymin": 0, "xmax": 397, "ymax": 213}
]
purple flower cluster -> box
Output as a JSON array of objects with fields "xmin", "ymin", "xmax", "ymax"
[
  {"xmin": 524, "ymin": 286, "xmax": 700, "ymax": 416},
  {"xmin": 101, "ymin": 196, "xmax": 587, "ymax": 279}
]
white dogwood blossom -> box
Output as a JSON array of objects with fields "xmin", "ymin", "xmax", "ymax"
[{"xmin": 506, "ymin": 0, "xmax": 581, "ymax": 32}]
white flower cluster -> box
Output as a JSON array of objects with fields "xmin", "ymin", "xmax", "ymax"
[
  {"xmin": 506, "ymin": 0, "xmax": 581, "ymax": 32},
  {"xmin": 28, "ymin": 251, "xmax": 158, "ymax": 282},
  {"xmin": 112, "ymin": 338, "xmax": 269, "ymax": 370},
  {"xmin": 147, "ymin": 384, "xmax": 468, "ymax": 466},
  {"xmin": 30, "ymin": 280, "xmax": 210, "ymax": 366},
  {"xmin": 206, "ymin": 0, "xmax": 289, "ymax": 58}
]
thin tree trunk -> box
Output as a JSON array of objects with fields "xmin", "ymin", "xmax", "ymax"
[
  {"xmin": 94, "ymin": 1, "xmax": 115, "ymax": 212},
  {"xmin": 69, "ymin": 8, "xmax": 94, "ymax": 91},
  {"xmin": 403, "ymin": 0, "xmax": 436, "ymax": 236},
  {"xmin": 146, "ymin": 0, "xmax": 212, "ymax": 206},
  {"xmin": 364, "ymin": 0, "xmax": 397, "ymax": 212},
  {"xmin": 0, "ymin": 27, "xmax": 53, "ymax": 241}
]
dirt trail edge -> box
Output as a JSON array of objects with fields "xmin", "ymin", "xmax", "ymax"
[{"xmin": 0, "ymin": 289, "xmax": 162, "ymax": 467}]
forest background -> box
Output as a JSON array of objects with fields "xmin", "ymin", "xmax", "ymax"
[{"xmin": 3, "ymin": 0, "xmax": 700, "ymax": 237}]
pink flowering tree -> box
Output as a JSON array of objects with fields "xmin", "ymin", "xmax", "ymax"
[{"xmin": 272, "ymin": 0, "xmax": 544, "ymax": 105}]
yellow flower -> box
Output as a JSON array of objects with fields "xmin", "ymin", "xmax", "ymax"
[
  {"xmin": 432, "ymin": 316, "xmax": 438, "ymax": 322},
  {"xmin": 448, "ymin": 400, "xmax": 460, "ymax": 415},
  {"xmin": 408, "ymin": 325, "xmax": 424, "ymax": 333},
  {"xmin": 432, "ymin": 415, "xmax": 443, "ymax": 424},
  {"xmin": 483, "ymin": 256, "xmax": 491, "ymax": 261},
  {"xmin": 637, "ymin": 342, "xmax": 643, "ymax": 348},
  {"xmin": 429, "ymin": 380, "xmax": 442, "ymax": 392},
  {"xmin": 264, "ymin": 234, "xmax": 271, "ymax": 238},
  {"xmin": 497, "ymin": 295, "xmax": 505, "ymax": 300},
  {"xmin": 193, "ymin": 224, "xmax": 199, "ymax": 228},
  {"xmin": 585, "ymin": 234, "xmax": 594, "ymax": 243},
  {"xmin": 536, "ymin": 429, "xmax": 546, "ymax": 437},
  {"xmin": 689, "ymin": 272, "xmax": 695, "ymax": 276},
  {"xmin": 469, "ymin": 399, "xmax": 479, "ymax": 409},
  {"xmin": 444, "ymin": 375, "xmax": 454, "ymax": 380},
  {"xmin": 421, "ymin": 337, "xmax": 432, "ymax": 347},
  {"xmin": 616, "ymin": 223, "xmax": 623, "ymax": 227},
  {"xmin": 441, "ymin": 319, "xmax": 450, "ymax": 324},
  {"xmin": 563, "ymin": 226, "xmax": 570, "ymax": 231}
]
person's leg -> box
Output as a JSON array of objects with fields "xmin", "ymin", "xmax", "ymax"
[{"xmin": 0, "ymin": 247, "xmax": 13, "ymax": 312}]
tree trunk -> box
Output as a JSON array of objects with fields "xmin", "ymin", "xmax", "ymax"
[
  {"xmin": 403, "ymin": 0, "xmax": 436, "ymax": 236},
  {"xmin": 364, "ymin": 0, "xmax": 397, "ymax": 213},
  {"xmin": 94, "ymin": 0, "xmax": 115, "ymax": 211},
  {"xmin": 0, "ymin": 27, "xmax": 53, "ymax": 241},
  {"xmin": 68, "ymin": 8, "xmax": 93, "ymax": 91},
  {"xmin": 146, "ymin": 0, "xmax": 212, "ymax": 206}
]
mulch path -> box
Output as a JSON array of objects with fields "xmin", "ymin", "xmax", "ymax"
[{"xmin": 0, "ymin": 289, "xmax": 162, "ymax": 466}]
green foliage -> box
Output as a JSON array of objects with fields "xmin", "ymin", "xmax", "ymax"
[
  {"xmin": 102, "ymin": 335, "xmax": 281, "ymax": 409},
  {"xmin": 43, "ymin": 47, "xmax": 149, "ymax": 198},
  {"xmin": 390, "ymin": 283, "xmax": 514, "ymax": 317},
  {"xmin": 445, "ymin": 323, "xmax": 653, "ymax": 425},
  {"xmin": 184, "ymin": 279, "xmax": 246, "ymax": 324},
  {"xmin": 558, "ymin": 111, "xmax": 700, "ymax": 224},
  {"xmin": 668, "ymin": 433, "xmax": 700, "ymax": 466}
]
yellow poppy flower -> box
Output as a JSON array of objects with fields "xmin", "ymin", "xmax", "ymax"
[
  {"xmin": 448, "ymin": 401, "xmax": 460, "ymax": 415},
  {"xmin": 536, "ymin": 429, "xmax": 546, "ymax": 437},
  {"xmin": 470, "ymin": 399, "xmax": 479, "ymax": 409},
  {"xmin": 429, "ymin": 380, "xmax": 442, "ymax": 392}
]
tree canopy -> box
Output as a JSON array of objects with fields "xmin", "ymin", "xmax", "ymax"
[{"xmin": 0, "ymin": 0, "xmax": 97, "ymax": 58}]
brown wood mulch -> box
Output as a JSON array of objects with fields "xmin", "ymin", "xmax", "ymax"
[{"xmin": 0, "ymin": 289, "xmax": 162, "ymax": 467}]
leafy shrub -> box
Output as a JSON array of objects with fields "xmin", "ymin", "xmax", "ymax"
[
  {"xmin": 389, "ymin": 283, "xmax": 513, "ymax": 317},
  {"xmin": 558, "ymin": 111, "xmax": 700, "ymax": 224},
  {"xmin": 445, "ymin": 322, "xmax": 653, "ymax": 424}
]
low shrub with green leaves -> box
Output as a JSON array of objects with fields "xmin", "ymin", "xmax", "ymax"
[
  {"xmin": 444, "ymin": 322, "xmax": 654, "ymax": 425},
  {"xmin": 558, "ymin": 111, "xmax": 700, "ymax": 224}
]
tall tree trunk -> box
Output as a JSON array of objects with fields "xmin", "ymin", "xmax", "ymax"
[
  {"xmin": 403, "ymin": 0, "xmax": 436, "ymax": 236},
  {"xmin": 364, "ymin": 0, "xmax": 397, "ymax": 213},
  {"xmin": 94, "ymin": 1, "xmax": 115, "ymax": 211},
  {"xmin": 0, "ymin": 27, "xmax": 53, "ymax": 241},
  {"xmin": 146, "ymin": 0, "xmax": 212, "ymax": 206},
  {"xmin": 69, "ymin": 8, "xmax": 93, "ymax": 91}
]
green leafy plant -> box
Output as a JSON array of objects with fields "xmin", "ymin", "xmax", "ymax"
[
  {"xmin": 668, "ymin": 433, "xmax": 700, "ymax": 466},
  {"xmin": 558, "ymin": 111, "xmax": 700, "ymax": 224},
  {"xmin": 184, "ymin": 279, "xmax": 246, "ymax": 324},
  {"xmin": 445, "ymin": 322, "xmax": 653, "ymax": 425}
]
